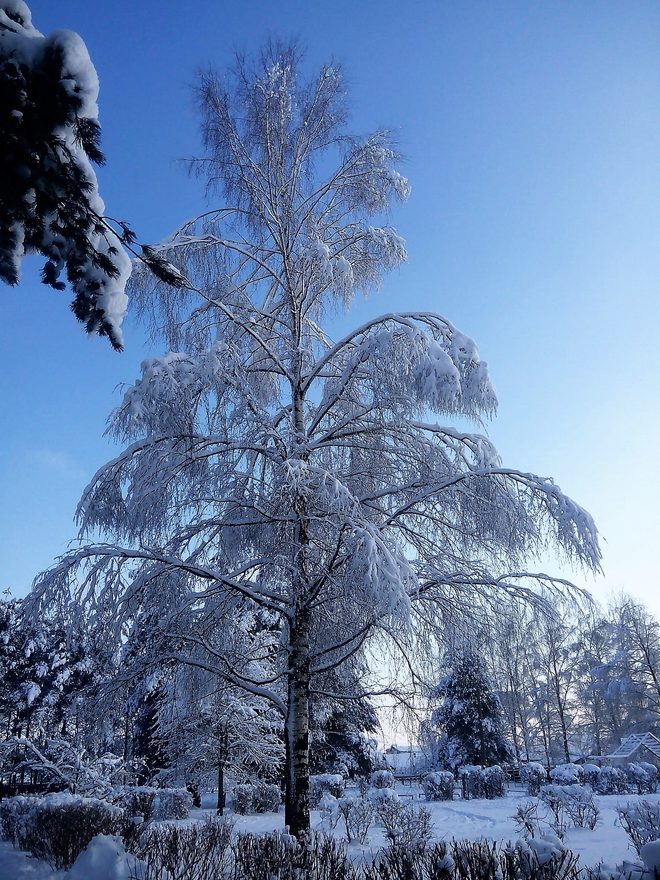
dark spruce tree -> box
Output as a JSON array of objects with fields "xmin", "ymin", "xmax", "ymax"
[{"xmin": 431, "ymin": 648, "xmax": 512, "ymax": 770}]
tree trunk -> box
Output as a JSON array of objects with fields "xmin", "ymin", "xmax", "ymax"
[
  {"xmin": 284, "ymin": 603, "xmax": 311, "ymax": 839},
  {"xmin": 216, "ymin": 761, "xmax": 224, "ymax": 815}
]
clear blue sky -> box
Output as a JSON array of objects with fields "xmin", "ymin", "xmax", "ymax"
[{"xmin": 1, "ymin": 1, "xmax": 658, "ymax": 614}]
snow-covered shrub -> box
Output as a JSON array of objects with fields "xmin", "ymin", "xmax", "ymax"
[
  {"xmin": 377, "ymin": 800, "xmax": 432, "ymax": 851},
  {"xmin": 337, "ymin": 795, "xmax": 374, "ymax": 844},
  {"xmin": 579, "ymin": 763, "xmax": 601, "ymax": 789},
  {"xmin": 0, "ymin": 793, "xmax": 124, "ymax": 869},
  {"xmin": 482, "ymin": 765, "xmax": 506, "ymax": 799},
  {"xmin": 310, "ymin": 773, "xmax": 344, "ymax": 806},
  {"xmin": 549, "ymin": 763, "xmax": 583, "ymax": 786},
  {"xmin": 513, "ymin": 800, "xmax": 546, "ymax": 841},
  {"xmin": 370, "ymin": 769, "xmax": 395, "ymax": 789},
  {"xmin": 232, "ymin": 784, "xmax": 254, "ymax": 815},
  {"xmin": 118, "ymin": 786, "xmax": 192, "ymax": 821},
  {"xmin": 458, "ymin": 765, "xmax": 505, "ymax": 799},
  {"xmin": 540, "ymin": 784, "xmax": 599, "ymax": 835},
  {"xmin": 0, "ymin": 795, "xmax": 33, "ymax": 844},
  {"xmin": 623, "ymin": 762, "xmax": 656, "ymax": 794},
  {"xmin": 639, "ymin": 762, "xmax": 659, "ymax": 792},
  {"xmin": 513, "ymin": 834, "xmax": 579, "ymax": 876},
  {"xmin": 459, "ymin": 765, "xmax": 483, "ymax": 800},
  {"xmin": 369, "ymin": 838, "xmax": 583, "ymax": 880},
  {"xmin": 253, "ymin": 782, "xmax": 282, "ymax": 813},
  {"xmin": 595, "ymin": 765, "xmax": 628, "ymax": 794},
  {"xmin": 369, "ymin": 786, "xmax": 399, "ymax": 811},
  {"xmin": 318, "ymin": 792, "xmax": 340, "ymax": 831},
  {"xmin": 520, "ymin": 762, "xmax": 547, "ymax": 796},
  {"xmin": 422, "ymin": 770, "xmax": 454, "ymax": 801},
  {"xmin": 131, "ymin": 817, "xmax": 234, "ymax": 879},
  {"xmin": 153, "ymin": 788, "xmax": 192, "ymax": 819},
  {"xmin": 616, "ymin": 800, "xmax": 660, "ymax": 856},
  {"xmin": 230, "ymin": 782, "xmax": 281, "ymax": 815},
  {"xmin": 356, "ymin": 776, "xmax": 370, "ymax": 796},
  {"xmin": 232, "ymin": 832, "xmax": 356, "ymax": 880},
  {"xmin": 119, "ymin": 787, "xmax": 155, "ymax": 821}
]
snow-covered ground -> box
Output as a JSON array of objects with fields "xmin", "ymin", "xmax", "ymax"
[
  {"xmin": 1, "ymin": 785, "xmax": 656, "ymax": 877},
  {"xmin": 199, "ymin": 784, "xmax": 657, "ymax": 869}
]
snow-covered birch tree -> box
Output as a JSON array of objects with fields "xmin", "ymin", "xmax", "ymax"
[{"xmin": 27, "ymin": 44, "xmax": 601, "ymax": 838}]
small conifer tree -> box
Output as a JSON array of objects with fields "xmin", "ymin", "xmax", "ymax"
[{"xmin": 431, "ymin": 649, "xmax": 512, "ymax": 770}]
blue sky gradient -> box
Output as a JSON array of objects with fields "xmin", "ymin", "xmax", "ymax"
[{"xmin": 1, "ymin": 1, "xmax": 658, "ymax": 612}]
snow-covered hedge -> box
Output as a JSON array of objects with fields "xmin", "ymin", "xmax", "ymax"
[
  {"xmin": 549, "ymin": 763, "xmax": 582, "ymax": 786},
  {"xmin": 422, "ymin": 770, "xmax": 454, "ymax": 801},
  {"xmin": 231, "ymin": 781, "xmax": 281, "ymax": 814},
  {"xmin": 595, "ymin": 765, "xmax": 628, "ymax": 794},
  {"xmin": 624, "ymin": 762, "xmax": 659, "ymax": 794},
  {"xmin": 370, "ymin": 769, "xmax": 395, "ymax": 789},
  {"xmin": 579, "ymin": 763, "xmax": 601, "ymax": 788},
  {"xmin": 310, "ymin": 773, "xmax": 344, "ymax": 805},
  {"xmin": 482, "ymin": 765, "xmax": 506, "ymax": 798},
  {"xmin": 131, "ymin": 818, "xmax": 233, "ymax": 878},
  {"xmin": 0, "ymin": 792, "xmax": 124, "ymax": 869},
  {"xmin": 520, "ymin": 762, "xmax": 547, "ymax": 796},
  {"xmin": 118, "ymin": 786, "xmax": 192, "ymax": 820},
  {"xmin": 545, "ymin": 762, "xmax": 658, "ymax": 796},
  {"xmin": 459, "ymin": 765, "xmax": 506, "ymax": 800}
]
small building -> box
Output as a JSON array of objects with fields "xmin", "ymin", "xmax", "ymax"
[
  {"xmin": 588, "ymin": 733, "xmax": 660, "ymax": 769},
  {"xmin": 381, "ymin": 744, "xmax": 429, "ymax": 776}
]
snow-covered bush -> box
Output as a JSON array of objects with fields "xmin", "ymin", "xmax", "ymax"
[
  {"xmin": 377, "ymin": 799, "xmax": 432, "ymax": 851},
  {"xmin": 459, "ymin": 765, "xmax": 483, "ymax": 800},
  {"xmin": 118, "ymin": 786, "xmax": 192, "ymax": 821},
  {"xmin": 540, "ymin": 784, "xmax": 599, "ymax": 834},
  {"xmin": 422, "ymin": 770, "xmax": 454, "ymax": 801},
  {"xmin": 638, "ymin": 762, "xmax": 659, "ymax": 792},
  {"xmin": 318, "ymin": 792, "xmax": 340, "ymax": 831},
  {"xmin": 616, "ymin": 800, "xmax": 660, "ymax": 856},
  {"xmin": 579, "ymin": 763, "xmax": 601, "ymax": 789},
  {"xmin": 0, "ymin": 792, "xmax": 124, "ymax": 869},
  {"xmin": 370, "ymin": 769, "xmax": 395, "ymax": 789},
  {"xmin": 513, "ymin": 800, "xmax": 546, "ymax": 840},
  {"xmin": 232, "ymin": 832, "xmax": 356, "ymax": 880},
  {"xmin": 231, "ymin": 782, "xmax": 281, "ymax": 815},
  {"xmin": 369, "ymin": 786, "xmax": 399, "ymax": 811},
  {"xmin": 153, "ymin": 787, "xmax": 193, "ymax": 820},
  {"xmin": 482, "ymin": 765, "xmax": 506, "ymax": 799},
  {"xmin": 253, "ymin": 783, "xmax": 282, "ymax": 813},
  {"xmin": 549, "ymin": 763, "xmax": 582, "ymax": 786},
  {"xmin": 310, "ymin": 772, "xmax": 344, "ymax": 805},
  {"xmin": 337, "ymin": 795, "xmax": 374, "ymax": 844},
  {"xmin": 376, "ymin": 838, "xmax": 581, "ymax": 880},
  {"xmin": 595, "ymin": 765, "xmax": 628, "ymax": 794},
  {"xmin": 232, "ymin": 784, "xmax": 254, "ymax": 815},
  {"xmin": 513, "ymin": 834, "xmax": 579, "ymax": 876},
  {"xmin": 623, "ymin": 762, "xmax": 657, "ymax": 794},
  {"xmin": 458, "ymin": 765, "xmax": 506, "ymax": 799},
  {"xmin": 131, "ymin": 817, "xmax": 234, "ymax": 879},
  {"xmin": 520, "ymin": 762, "xmax": 547, "ymax": 796}
]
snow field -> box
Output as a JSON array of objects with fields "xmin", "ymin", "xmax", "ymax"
[{"xmin": 194, "ymin": 785, "xmax": 660, "ymax": 869}]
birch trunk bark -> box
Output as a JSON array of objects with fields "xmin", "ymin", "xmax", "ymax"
[{"xmin": 284, "ymin": 602, "xmax": 311, "ymax": 839}]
